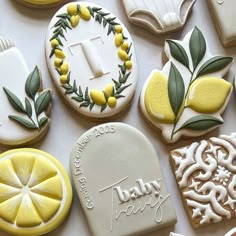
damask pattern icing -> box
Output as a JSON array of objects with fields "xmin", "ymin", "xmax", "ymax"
[
  {"xmin": 46, "ymin": 2, "xmax": 137, "ymax": 119},
  {"xmin": 140, "ymin": 27, "xmax": 233, "ymax": 143},
  {"xmin": 170, "ymin": 133, "xmax": 236, "ymax": 228},
  {"xmin": 122, "ymin": 0, "xmax": 196, "ymax": 34}
]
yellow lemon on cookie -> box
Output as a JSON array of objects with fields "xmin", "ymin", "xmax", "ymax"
[
  {"xmin": 125, "ymin": 60, "xmax": 132, "ymax": 70},
  {"xmin": 115, "ymin": 25, "xmax": 123, "ymax": 33},
  {"xmin": 79, "ymin": 5, "xmax": 91, "ymax": 21},
  {"xmin": 50, "ymin": 39, "xmax": 59, "ymax": 47},
  {"xmin": 104, "ymin": 83, "xmax": 114, "ymax": 97},
  {"xmin": 121, "ymin": 41, "xmax": 129, "ymax": 51},
  {"xmin": 60, "ymin": 62, "xmax": 69, "ymax": 75},
  {"xmin": 187, "ymin": 77, "xmax": 232, "ymax": 113},
  {"xmin": 115, "ymin": 33, "xmax": 123, "ymax": 47},
  {"xmin": 118, "ymin": 49, "xmax": 128, "ymax": 61},
  {"xmin": 90, "ymin": 90, "xmax": 106, "ymax": 106},
  {"xmin": 108, "ymin": 97, "xmax": 117, "ymax": 108},
  {"xmin": 67, "ymin": 3, "xmax": 78, "ymax": 16},
  {"xmin": 0, "ymin": 149, "xmax": 72, "ymax": 236},
  {"xmin": 55, "ymin": 49, "xmax": 65, "ymax": 59},
  {"xmin": 70, "ymin": 15, "xmax": 80, "ymax": 28},
  {"xmin": 145, "ymin": 71, "xmax": 175, "ymax": 123}
]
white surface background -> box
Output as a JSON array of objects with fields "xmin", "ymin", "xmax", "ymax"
[{"xmin": 1, "ymin": 0, "xmax": 236, "ymax": 235}]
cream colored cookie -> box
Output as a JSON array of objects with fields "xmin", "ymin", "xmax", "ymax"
[
  {"xmin": 70, "ymin": 122, "xmax": 176, "ymax": 236},
  {"xmin": 170, "ymin": 132, "xmax": 236, "ymax": 228},
  {"xmin": 0, "ymin": 37, "xmax": 52, "ymax": 147},
  {"xmin": 140, "ymin": 27, "xmax": 233, "ymax": 143},
  {"xmin": 45, "ymin": 2, "xmax": 137, "ymax": 120},
  {"xmin": 15, "ymin": 0, "xmax": 67, "ymax": 9}
]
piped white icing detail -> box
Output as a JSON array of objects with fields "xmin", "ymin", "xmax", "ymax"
[
  {"xmin": 0, "ymin": 36, "xmax": 15, "ymax": 52},
  {"xmin": 170, "ymin": 132, "xmax": 236, "ymax": 226}
]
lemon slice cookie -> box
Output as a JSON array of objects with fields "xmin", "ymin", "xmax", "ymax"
[
  {"xmin": 45, "ymin": 2, "xmax": 137, "ymax": 120},
  {"xmin": 0, "ymin": 37, "xmax": 52, "ymax": 146},
  {"xmin": 70, "ymin": 123, "xmax": 176, "ymax": 236},
  {"xmin": 140, "ymin": 27, "xmax": 233, "ymax": 143},
  {"xmin": 15, "ymin": 0, "xmax": 67, "ymax": 9},
  {"xmin": 0, "ymin": 148, "xmax": 72, "ymax": 235}
]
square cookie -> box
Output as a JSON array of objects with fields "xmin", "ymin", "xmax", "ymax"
[
  {"xmin": 170, "ymin": 133, "xmax": 236, "ymax": 228},
  {"xmin": 208, "ymin": 0, "xmax": 236, "ymax": 47}
]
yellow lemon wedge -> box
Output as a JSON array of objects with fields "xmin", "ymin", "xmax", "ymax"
[
  {"xmin": 144, "ymin": 71, "xmax": 175, "ymax": 123},
  {"xmin": 187, "ymin": 77, "xmax": 232, "ymax": 113},
  {"xmin": 0, "ymin": 149, "xmax": 72, "ymax": 236}
]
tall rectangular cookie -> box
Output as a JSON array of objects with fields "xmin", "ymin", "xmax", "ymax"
[
  {"xmin": 207, "ymin": 0, "xmax": 236, "ymax": 47},
  {"xmin": 170, "ymin": 133, "xmax": 236, "ymax": 228}
]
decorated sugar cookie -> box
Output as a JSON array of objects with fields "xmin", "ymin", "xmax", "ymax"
[
  {"xmin": 140, "ymin": 27, "xmax": 233, "ymax": 143},
  {"xmin": 208, "ymin": 0, "xmax": 236, "ymax": 47},
  {"xmin": 122, "ymin": 0, "xmax": 196, "ymax": 35},
  {"xmin": 15, "ymin": 0, "xmax": 67, "ymax": 8},
  {"xmin": 70, "ymin": 123, "xmax": 176, "ymax": 236},
  {"xmin": 45, "ymin": 2, "xmax": 137, "ymax": 120},
  {"xmin": 0, "ymin": 37, "xmax": 52, "ymax": 146},
  {"xmin": 170, "ymin": 132, "xmax": 236, "ymax": 228},
  {"xmin": 0, "ymin": 148, "xmax": 72, "ymax": 235}
]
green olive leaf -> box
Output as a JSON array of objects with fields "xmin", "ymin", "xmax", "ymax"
[
  {"xmin": 3, "ymin": 87, "xmax": 25, "ymax": 113},
  {"xmin": 9, "ymin": 115, "xmax": 38, "ymax": 129},
  {"xmin": 25, "ymin": 66, "xmax": 41, "ymax": 99},
  {"xmin": 177, "ymin": 115, "xmax": 223, "ymax": 131},
  {"xmin": 39, "ymin": 117, "xmax": 48, "ymax": 128},
  {"xmin": 196, "ymin": 56, "xmax": 233, "ymax": 78},
  {"xmin": 25, "ymin": 98, "xmax": 32, "ymax": 117},
  {"xmin": 168, "ymin": 63, "xmax": 185, "ymax": 116},
  {"xmin": 190, "ymin": 27, "xmax": 206, "ymax": 70},
  {"xmin": 35, "ymin": 90, "xmax": 51, "ymax": 115},
  {"xmin": 166, "ymin": 40, "xmax": 189, "ymax": 69}
]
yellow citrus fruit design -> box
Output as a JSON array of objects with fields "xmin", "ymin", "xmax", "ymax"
[
  {"xmin": 90, "ymin": 90, "xmax": 106, "ymax": 106},
  {"xmin": 104, "ymin": 83, "xmax": 114, "ymax": 97},
  {"xmin": 145, "ymin": 71, "xmax": 175, "ymax": 123},
  {"xmin": 0, "ymin": 149, "xmax": 72, "ymax": 236},
  {"xmin": 67, "ymin": 3, "xmax": 78, "ymax": 16},
  {"xmin": 108, "ymin": 97, "xmax": 117, "ymax": 108},
  {"xmin": 79, "ymin": 5, "xmax": 91, "ymax": 21},
  {"xmin": 118, "ymin": 49, "xmax": 128, "ymax": 61},
  {"xmin": 70, "ymin": 15, "xmax": 80, "ymax": 28},
  {"xmin": 187, "ymin": 77, "xmax": 232, "ymax": 113}
]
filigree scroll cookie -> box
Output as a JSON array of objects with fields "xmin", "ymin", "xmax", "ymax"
[
  {"xmin": 122, "ymin": 0, "xmax": 196, "ymax": 35},
  {"xmin": 140, "ymin": 27, "xmax": 233, "ymax": 143},
  {"xmin": 0, "ymin": 37, "xmax": 52, "ymax": 146},
  {"xmin": 45, "ymin": 2, "xmax": 137, "ymax": 120},
  {"xmin": 170, "ymin": 133, "xmax": 236, "ymax": 228},
  {"xmin": 70, "ymin": 123, "xmax": 176, "ymax": 236}
]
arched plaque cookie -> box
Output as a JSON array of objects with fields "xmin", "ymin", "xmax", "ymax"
[
  {"xmin": 140, "ymin": 27, "xmax": 233, "ymax": 143},
  {"xmin": 70, "ymin": 123, "xmax": 176, "ymax": 236},
  {"xmin": 0, "ymin": 37, "xmax": 52, "ymax": 146},
  {"xmin": 45, "ymin": 2, "xmax": 137, "ymax": 119},
  {"xmin": 122, "ymin": 0, "xmax": 196, "ymax": 35}
]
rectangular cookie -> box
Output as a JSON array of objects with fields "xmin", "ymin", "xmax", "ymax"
[
  {"xmin": 170, "ymin": 133, "xmax": 236, "ymax": 228},
  {"xmin": 207, "ymin": 0, "xmax": 236, "ymax": 47}
]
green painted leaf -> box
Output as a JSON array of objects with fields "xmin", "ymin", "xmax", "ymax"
[
  {"xmin": 167, "ymin": 40, "xmax": 189, "ymax": 69},
  {"xmin": 25, "ymin": 66, "xmax": 41, "ymax": 99},
  {"xmin": 39, "ymin": 117, "xmax": 48, "ymax": 128},
  {"xmin": 25, "ymin": 98, "xmax": 32, "ymax": 117},
  {"xmin": 178, "ymin": 115, "xmax": 223, "ymax": 131},
  {"xmin": 190, "ymin": 27, "xmax": 206, "ymax": 70},
  {"xmin": 89, "ymin": 102, "xmax": 95, "ymax": 111},
  {"xmin": 79, "ymin": 102, "xmax": 90, "ymax": 108},
  {"xmin": 3, "ymin": 87, "xmax": 25, "ymax": 113},
  {"xmin": 72, "ymin": 96, "xmax": 84, "ymax": 102},
  {"xmin": 85, "ymin": 87, "xmax": 90, "ymax": 101},
  {"xmin": 9, "ymin": 115, "xmax": 37, "ymax": 129},
  {"xmin": 196, "ymin": 56, "xmax": 233, "ymax": 78},
  {"xmin": 101, "ymin": 104, "xmax": 107, "ymax": 112},
  {"xmin": 168, "ymin": 63, "xmax": 185, "ymax": 116},
  {"xmin": 35, "ymin": 91, "xmax": 51, "ymax": 115}
]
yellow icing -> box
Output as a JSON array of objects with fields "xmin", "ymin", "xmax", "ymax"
[
  {"xmin": 54, "ymin": 58, "xmax": 62, "ymax": 67},
  {"xmin": 104, "ymin": 83, "xmax": 114, "ymax": 97},
  {"xmin": 115, "ymin": 25, "xmax": 123, "ymax": 33},
  {"xmin": 51, "ymin": 39, "xmax": 59, "ymax": 47},
  {"xmin": 23, "ymin": 0, "xmax": 62, "ymax": 5},
  {"xmin": 79, "ymin": 5, "xmax": 91, "ymax": 21},
  {"xmin": 70, "ymin": 15, "xmax": 80, "ymax": 28},
  {"xmin": 125, "ymin": 60, "xmax": 132, "ymax": 70},
  {"xmin": 60, "ymin": 75, "xmax": 68, "ymax": 84},
  {"xmin": 90, "ymin": 90, "xmax": 106, "ymax": 105},
  {"xmin": 108, "ymin": 97, "xmax": 117, "ymax": 108},
  {"xmin": 60, "ymin": 62, "xmax": 69, "ymax": 75},
  {"xmin": 145, "ymin": 71, "xmax": 175, "ymax": 123},
  {"xmin": 0, "ymin": 149, "xmax": 72, "ymax": 235},
  {"xmin": 55, "ymin": 49, "xmax": 65, "ymax": 59},
  {"xmin": 118, "ymin": 49, "xmax": 128, "ymax": 61},
  {"xmin": 187, "ymin": 77, "xmax": 232, "ymax": 113},
  {"xmin": 115, "ymin": 33, "xmax": 123, "ymax": 47},
  {"xmin": 121, "ymin": 41, "xmax": 129, "ymax": 51},
  {"xmin": 67, "ymin": 3, "xmax": 78, "ymax": 16}
]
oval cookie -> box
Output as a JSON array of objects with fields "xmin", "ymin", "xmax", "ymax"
[
  {"xmin": 45, "ymin": 2, "xmax": 137, "ymax": 119},
  {"xmin": 140, "ymin": 27, "xmax": 233, "ymax": 143},
  {"xmin": 70, "ymin": 123, "xmax": 176, "ymax": 236},
  {"xmin": 0, "ymin": 37, "xmax": 52, "ymax": 146},
  {"xmin": 0, "ymin": 148, "xmax": 72, "ymax": 235}
]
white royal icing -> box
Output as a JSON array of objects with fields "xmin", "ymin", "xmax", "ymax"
[
  {"xmin": 0, "ymin": 38, "xmax": 50, "ymax": 146},
  {"xmin": 122, "ymin": 0, "xmax": 196, "ymax": 34},
  {"xmin": 70, "ymin": 123, "xmax": 176, "ymax": 236},
  {"xmin": 170, "ymin": 132, "xmax": 236, "ymax": 227},
  {"xmin": 45, "ymin": 2, "xmax": 137, "ymax": 119}
]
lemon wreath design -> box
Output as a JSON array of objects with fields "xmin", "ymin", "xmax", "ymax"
[{"xmin": 49, "ymin": 3, "xmax": 133, "ymax": 112}]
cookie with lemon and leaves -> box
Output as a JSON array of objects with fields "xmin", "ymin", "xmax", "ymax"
[
  {"xmin": 140, "ymin": 27, "xmax": 233, "ymax": 143},
  {"xmin": 0, "ymin": 148, "xmax": 72, "ymax": 235},
  {"xmin": 45, "ymin": 1, "xmax": 137, "ymax": 120},
  {"xmin": 0, "ymin": 37, "xmax": 52, "ymax": 146}
]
